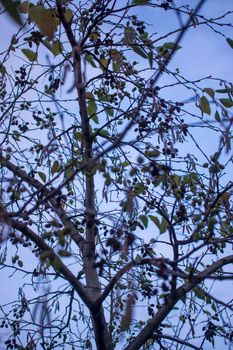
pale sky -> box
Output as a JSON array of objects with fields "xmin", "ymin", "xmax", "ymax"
[{"xmin": 0, "ymin": 1, "xmax": 233, "ymax": 349}]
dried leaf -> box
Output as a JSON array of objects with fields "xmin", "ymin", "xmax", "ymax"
[{"xmin": 120, "ymin": 294, "xmax": 135, "ymax": 331}]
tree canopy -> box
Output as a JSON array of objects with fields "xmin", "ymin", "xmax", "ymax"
[{"xmin": 0, "ymin": 0, "xmax": 233, "ymax": 349}]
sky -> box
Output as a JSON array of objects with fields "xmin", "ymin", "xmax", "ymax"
[{"xmin": 0, "ymin": 1, "xmax": 233, "ymax": 349}]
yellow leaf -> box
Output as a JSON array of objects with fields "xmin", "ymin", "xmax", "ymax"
[
  {"xmin": 200, "ymin": 96, "xmax": 211, "ymax": 115},
  {"xmin": 29, "ymin": 5, "xmax": 59, "ymax": 40},
  {"xmin": 99, "ymin": 57, "xmax": 108, "ymax": 71}
]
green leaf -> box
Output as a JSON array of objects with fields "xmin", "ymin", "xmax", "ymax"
[
  {"xmin": 219, "ymin": 98, "xmax": 233, "ymax": 108},
  {"xmin": 226, "ymin": 37, "xmax": 233, "ymax": 49},
  {"xmin": 42, "ymin": 39, "xmax": 63, "ymax": 56},
  {"xmin": 0, "ymin": 0, "xmax": 22, "ymax": 24},
  {"xmin": 214, "ymin": 110, "xmax": 221, "ymax": 122},
  {"xmin": 99, "ymin": 57, "xmax": 108, "ymax": 71},
  {"xmin": 163, "ymin": 42, "xmax": 181, "ymax": 50},
  {"xmin": 160, "ymin": 217, "xmax": 167, "ymax": 234},
  {"xmin": 41, "ymin": 39, "xmax": 52, "ymax": 51},
  {"xmin": 211, "ymin": 303, "xmax": 217, "ymax": 312},
  {"xmin": 193, "ymin": 287, "xmax": 205, "ymax": 300},
  {"xmin": 149, "ymin": 215, "xmax": 160, "ymax": 228},
  {"xmin": 216, "ymin": 88, "xmax": 233, "ymax": 93},
  {"xmin": 29, "ymin": 5, "xmax": 59, "ymax": 40},
  {"xmin": 172, "ymin": 174, "xmax": 182, "ymax": 187},
  {"xmin": 38, "ymin": 171, "xmax": 47, "ymax": 183},
  {"xmin": 134, "ymin": 182, "xmax": 145, "ymax": 195},
  {"xmin": 131, "ymin": 45, "xmax": 148, "ymax": 59},
  {"xmin": 121, "ymin": 161, "xmax": 129, "ymax": 168},
  {"xmin": 0, "ymin": 65, "xmax": 6, "ymax": 75},
  {"xmin": 112, "ymin": 62, "xmax": 120, "ymax": 72},
  {"xmin": 139, "ymin": 215, "xmax": 148, "ymax": 229},
  {"xmin": 74, "ymin": 132, "xmax": 82, "ymax": 141},
  {"xmin": 110, "ymin": 49, "xmax": 123, "ymax": 72},
  {"xmin": 203, "ymin": 88, "xmax": 215, "ymax": 99},
  {"xmin": 87, "ymin": 99, "xmax": 97, "ymax": 116},
  {"xmin": 97, "ymin": 129, "xmax": 110, "ymax": 137},
  {"xmin": 85, "ymin": 54, "xmax": 97, "ymax": 68},
  {"xmin": 157, "ymin": 42, "xmax": 181, "ymax": 57},
  {"xmin": 21, "ymin": 48, "xmax": 38, "ymax": 62},
  {"xmin": 51, "ymin": 160, "xmax": 60, "ymax": 175},
  {"xmin": 105, "ymin": 107, "xmax": 114, "ymax": 117},
  {"xmin": 145, "ymin": 149, "xmax": 160, "ymax": 158},
  {"xmin": 135, "ymin": 254, "xmax": 142, "ymax": 263},
  {"xmin": 91, "ymin": 114, "xmax": 99, "ymax": 124},
  {"xmin": 200, "ymin": 96, "xmax": 211, "ymax": 115},
  {"xmin": 64, "ymin": 165, "xmax": 73, "ymax": 179},
  {"xmin": 18, "ymin": 260, "xmax": 23, "ymax": 267},
  {"xmin": 140, "ymin": 32, "xmax": 148, "ymax": 40},
  {"xmin": 148, "ymin": 50, "xmax": 153, "ymax": 68}
]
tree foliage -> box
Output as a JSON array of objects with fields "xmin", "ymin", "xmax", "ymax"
[{"xmin": 0, "ymin": 0, "xmax": 233, "ymax": 349}]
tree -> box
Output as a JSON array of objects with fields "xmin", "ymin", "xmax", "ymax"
[{"xmin": 0, "ymin": 0, "xmax": 233, "ymax": 349}]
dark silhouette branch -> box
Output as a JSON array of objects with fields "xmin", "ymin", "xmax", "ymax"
[{"xmin": 125, "ymin": 255, "xmax": 233, "ymax": 350}]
